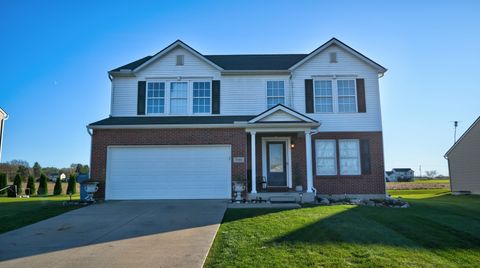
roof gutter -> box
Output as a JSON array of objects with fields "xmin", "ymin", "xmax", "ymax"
[{"xmin": 87, "ymin": 121, "xmax": 320, "ymax": 130}]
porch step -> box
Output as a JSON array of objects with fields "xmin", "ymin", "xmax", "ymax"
[{"xmin": 269, "ymin": 196, "xmax": 297, "ymax": 203}]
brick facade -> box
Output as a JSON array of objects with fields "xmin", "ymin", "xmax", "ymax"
[
  {"xmin": 311, "ymin": 131, "xmax": 386, "ymax": 195},
  {"xmin": 90, "ymin": 128, "xmax": 247, "ymax": 199},
  {"xmin": 90, "ymin": 128, "xmax": 384, "ymax": 199}
]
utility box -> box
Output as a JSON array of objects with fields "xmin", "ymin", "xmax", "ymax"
[{"xmin": 76, "ymin": 174, "xmax": 99, "ymax": 202}]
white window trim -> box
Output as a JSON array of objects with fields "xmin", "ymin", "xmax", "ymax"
[
  {"xmin": 146, "ymin": 81, "xmax": 166, "ymax": 115},
  {"xmin": 169, "ymin": 81, "xmax": 189, "ymax": 115},
  {"xmin": 192, "ymin": 81, "xmax": 213, "ymax": 115},
  {"xmin": 145, "ymin": 80, "xmax": 212, "ymax": 116},
  {"xmin": 339, "ymin": 139, "xmax": 361, "ymax": 175},
  {"xmin": 315, "ymin": 139, "xmax": 337, "ymax": 176},
  {"xmin": 266, "ymin": 80, "xmax": 287, "ymax": 109},
  {"xmin": 337, "ymin": 79, "xmax": 358, "ymax": 113},
  {"xmin": 313, "ymin": 79, "xmax": 334, "ymax": 114},
  {"xmin": 313, "ymin": 78, "xmax": 358, "ymax": 114}
]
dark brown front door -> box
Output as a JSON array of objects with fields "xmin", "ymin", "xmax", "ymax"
[{"xmin": 267, "ymin": 141, "xmax": 287, "ymax": 187}]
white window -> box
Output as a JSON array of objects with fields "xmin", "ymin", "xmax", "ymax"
[
  {"xmin": 337, "ymin": 80, "xmax": 357, "ymax": 112},
  {"xmin": 146, "ymin": 82, "xmax": 165, "ymax": 114},
  {"xmin": 267, "ymin": 81, "xmax": 285, "ymax": 108},
  {"xmin": 314, "ymin": 80, "xmax": 333, "ymax": 113},
  {"xmin": 315, "ymin": 140, "xmax": 337, "ymax": 175},
  {"xmin": 170, "ymin": 82, "xmax": 188, "ymax": 114},
  {"xmin": 193, "ymin": 82, "xmax": 211, "ymax": 113},
  {"xmin": 339, "ymin": 139, "xmax": 361, "ymax": 175}
]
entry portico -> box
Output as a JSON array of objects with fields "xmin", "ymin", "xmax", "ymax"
[{"xmin": 243, "ymin": 105, "xmax": 320, "ymax": 200}]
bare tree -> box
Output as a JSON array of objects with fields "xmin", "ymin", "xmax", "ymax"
[{"xmin": 425, "ymin": 170, "xmax": 438, "ymax": 179}]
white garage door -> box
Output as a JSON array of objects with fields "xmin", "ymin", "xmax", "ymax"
[{"xmin": 106, "ymin": 145, "xmax": 231, "ymax": 200}]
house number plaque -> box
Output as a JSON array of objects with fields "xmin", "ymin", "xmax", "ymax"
[{"xmin": 233, "ymin": 157, "xmax": 245, "ymax": 163}]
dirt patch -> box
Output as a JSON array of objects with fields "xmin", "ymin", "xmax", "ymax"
[{"xmin": 387, "ymin": 182, "xmax": 450, "ymax": 190}]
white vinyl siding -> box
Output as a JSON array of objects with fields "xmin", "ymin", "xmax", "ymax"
[
  {"xmin": 339, "ymin": 139, "xmax": 361, "ymax": 175},
  {"xmin": 109, "ymin": 44, "xmax": 383, "ymax": 133},
  {"xmin": 291, "ymin": 45, "xmax": 382, "ymax": 132},
  {"xmin": 266, "ymin": 81, "xmax": 285, "ymax": 108},
  {"xmin": 314, "ymin": 80, "xmax": 333, "ymax": 113},
  {"xmin": 315, "ymin": 140, "xmax": 337, "ymax": 175}
]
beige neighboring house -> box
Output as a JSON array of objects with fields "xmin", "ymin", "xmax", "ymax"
[
  {"xmin": 445, "ymin": 116, "xmax": 480, "ymax": 195},
  {"xmin": 0, "ymin": 108, "xmax": 7, "ymax": 162}
]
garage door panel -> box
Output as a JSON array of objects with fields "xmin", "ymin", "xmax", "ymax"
[{"xmin": 106, "ymin": 146, "xmax": 231, "ymax": 200}]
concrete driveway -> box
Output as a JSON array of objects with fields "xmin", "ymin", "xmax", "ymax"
[{"xmin": 0, "ymin": 200, "xmax": 227, "ymax": 268}]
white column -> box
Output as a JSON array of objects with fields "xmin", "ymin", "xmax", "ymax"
[
  {"xmin": 250, "ymin": 131, "xmax": 257, "ymax": 194},
  {"xmin": 305, "ymin": 130, "xmax": 313, "ymax": 193}
]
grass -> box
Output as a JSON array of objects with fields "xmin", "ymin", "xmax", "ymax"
[
  {"xmin": 0, "ymin": 194, "xmax": 80, "ymax": 234},
  {"xmin": 205, "ymin": 189, "xmax": 480, "ymax": 267}
]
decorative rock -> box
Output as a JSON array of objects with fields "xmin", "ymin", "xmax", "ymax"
[
  {"xmin": 401, "ymin": 203, "xmax": 410, "ymax": 208},
  {"xmin": 319, "ymin": 198, "xmax": 330, "ymax": 205}
]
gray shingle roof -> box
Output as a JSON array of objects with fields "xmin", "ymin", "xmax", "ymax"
[
  {"xmin": 111, "ymin": 54, "xmax": 308, "ymax": 72},
  {"xmin": 89, "ymin": 116, "xmax": 255, "ymax": 126}
]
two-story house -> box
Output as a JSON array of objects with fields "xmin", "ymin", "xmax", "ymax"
[{"xmin": 88, "ymin": 38, "xmax": 387, "ymax": 201}]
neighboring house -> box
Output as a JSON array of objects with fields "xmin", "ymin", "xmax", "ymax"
[
  {"xmin": 48, "ymin": 173, "xmax": 67, "ymax": 182},
  {"xmin": 88, "ymin": 38, "xmax": 388, "ymax": 201},
  {"xmin": 385, "ymin": 168, "xmax": 414, "ymax": 182},
  {"xmin": 445, "ymin": 116, "xmax": 480, "ymax": 195},
  {"xmin": 0, "ymin": 107, "xmax": 7, "ymax": 162}
]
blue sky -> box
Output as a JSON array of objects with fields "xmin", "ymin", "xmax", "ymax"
[{"xmin": 1, "ymin": 0, "xmax": 479, "ymax": 175}]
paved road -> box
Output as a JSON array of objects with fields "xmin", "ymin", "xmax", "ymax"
[{"xmin": 0, "ymin": 200, "xmax": 227, "ymax": 268}]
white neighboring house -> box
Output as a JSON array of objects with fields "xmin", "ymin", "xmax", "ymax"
[
  {"xmin": 445, "ymin": 116, "xmax": 480, "ymax": 195},
  {"xmin": 385, "ymin": 168, "xmax": 415, "ymax": 182},
  {"xmin": 0, "ymin": 108, "xmax": 7, "ymax": 162}
]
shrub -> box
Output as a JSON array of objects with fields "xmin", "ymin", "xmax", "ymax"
[
  {"xmin": 13, "ymin": 174, "xmax": 22, "ymax": 195},
  {"xmin": 53, "ymin": 178, "xmax": 63, "ymax": 195},
  {"xmin": 26, "ymin": 175, "xmax": 36, "ymax": 195},
  {"xmin": 67, "ymin": 174, "xmax": 77, "ymax": 195},
  {"xmin": 37, "ymin": 173, "xmax": 48, "ymax": 195},
  {"xmin": 0, "ymin": 173, "xmax": 7, "ymax": 195}
]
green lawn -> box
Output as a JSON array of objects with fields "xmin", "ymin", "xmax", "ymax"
[
  {"xmin": 205, "ymin": 189, "xmax": 480, "ymax": 267},
  {"xmin": 0, "ymin": 195, "xmax": 80, "ymax": 234}
]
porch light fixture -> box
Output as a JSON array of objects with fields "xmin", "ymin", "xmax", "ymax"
[{"xmin": 291, "ymin": 142, "xmax": 295, "ymax": 149}]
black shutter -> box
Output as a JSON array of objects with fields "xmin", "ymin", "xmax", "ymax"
[
  {"xmin": 356, "ymin": 78, "xmax": 366, "ymax": 113},
  {"xmin": 305, "ymin": 79, "xmax": 314, "ymax": 113},
  {"xmin": 212, "ymin": 80, "xmax": 220, "ymax": 114},
  {"xmin": 137, "ymin": 81, "xmax": 146, "ymax": 115},
  {"xmin": 360, "ymin": 139, "xmax": 371, "ymax": 175}
]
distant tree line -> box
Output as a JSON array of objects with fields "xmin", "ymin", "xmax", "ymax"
[{"xmin": 0, "ymin": 160, "xmax": 86, "ymax": 196}]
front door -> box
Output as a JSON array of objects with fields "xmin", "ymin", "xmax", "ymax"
[{"xmin": 266, "ymin": 141, "xmax": 287, "ymax": 187}]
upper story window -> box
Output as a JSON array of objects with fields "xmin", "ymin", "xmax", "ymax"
[
  {"xmin": 170, "ymin": 82, "xmax": 188, "ymax": 114},
  {"xmin": 314, "ymin": 79, "xmax": 357, "ymax": 113},
  {"xmin": 314, "ymin": 80, "xmax": 333, "ymax": 113},
  {"xmin": 266, "ymin": 81, "xmax": 285, "ymax": 108},
  {"xmin": 193, "ymin": 82, "xmax": 211, "ymax": 114},
  {"xmin": 339, "ymin": 139, "xmax": 361, "ymax": 175},
  {"xmin": 147, "ymin": 82, "xmax": 165, "ymax": 114},
  {"xmin": 337, "ymin": 80, "xmax": 357, "ymax": 112}
]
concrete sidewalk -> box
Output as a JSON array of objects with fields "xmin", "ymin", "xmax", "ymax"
[{"xmin": 0, "ymin": 200, "xmax": 227, "ymax": 268}]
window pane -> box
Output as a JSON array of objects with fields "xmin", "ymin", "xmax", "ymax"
[
  {"xmin": 266, "ymin": 80, "xmax": 285, "ymax": 108},
  {"xmin": 170, "ymin": 99, "xmax": 187, "ymax": 114},
  {"xmin": 315, "ymin": 140, "xmax": 337, "ymax": 175},
  {"xmin": 314, "ymin": 80, "xmax": 333, "ymax": 112},
  {"xmin": 193, "ymin": 81, "xmax": 211, "ymax": 114},
  {"xmin": 339, "ymin": 140, "xmax": 360, "ymax": 175},
  {"xmin": 146, "ymin": 82, "xmax": 165, "ymax": 114},
  {"xmin": 269, "ymin": 143, "xmax": 284, "ymax": 172}
]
